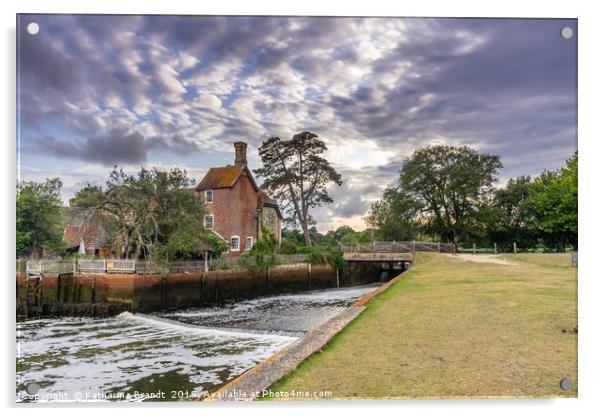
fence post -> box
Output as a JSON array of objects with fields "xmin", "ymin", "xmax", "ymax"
[
  {"xmin": 494, "ymin": 243, "xmax": 497, "ymax": 254},
  {"xmin": 473, "ymin": 243, "xmax": 476, "ymax": 254},
  {"xmin": 103, "ymin": 258, "xmax": 107, "ymax": 273},
  {"xmin": 204, "ymin": 251, "xmax": 209, "ymax": 273},
  {"xmin": 572, "ymin": 251, "xmax": 578, "ymax": 267},
  {"xmin": 513, "ymin": 242, "xmax": 517, "ymax": 254},
  {"xmin": 437, "ymin": 242, "xmax": 440, "ymax": 252}
]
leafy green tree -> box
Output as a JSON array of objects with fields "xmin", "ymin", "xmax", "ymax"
[
  {"xmin": 71, "ymin": 167, "xmax": 212, "ymax": 260},
  {"xmin": 325, "ymin": 225, "xmax": 355, "ymax": 242},
  {"xmin": 483, "ymin": 176, "xmax": 539, "ymax": 250},
  {"xmin": 69, "ymin": 184, "xmax": 104, "ymax": 209},
  {"xmin": 16, "ymin": 178, "xmax": 65, "ymax": 257},
  {"xmin": 365, "ymin": 187, "xmax": 421, "ymax": 241},
  {"xmin": 254, "ymin": 131, "xmax": 343, "ymax": 246},
  {"xmin": 400, "ymin": 145, "xmax": 502, "ymax": 243},
  {"xmin": 529, "ymin": 153, "xmax": 577, "ymax": 250}
]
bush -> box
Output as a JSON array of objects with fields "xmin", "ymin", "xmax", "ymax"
[{"xmin": 295, "ymin": 246, "xmax": 347, "ymax": 271}]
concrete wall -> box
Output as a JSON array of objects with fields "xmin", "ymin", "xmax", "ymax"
[{"xmin": 16, "ymin": 262, "xmax": 385, "ymax": 318}]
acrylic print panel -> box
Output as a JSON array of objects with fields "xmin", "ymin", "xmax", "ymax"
[{"xmin": 16, "ymin": 14, "xmax": 577, "ymax": 402}]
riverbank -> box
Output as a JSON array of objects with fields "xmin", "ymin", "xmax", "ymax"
[{"xmin": 267, "ymin": 252, "xmax": 577, "ymax": 399}]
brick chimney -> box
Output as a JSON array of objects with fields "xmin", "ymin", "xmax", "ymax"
[{"xmin": 234, "ymin": 142, "xmax": 247, "ymax": 168}]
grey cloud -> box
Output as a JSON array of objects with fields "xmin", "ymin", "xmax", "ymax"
[
  {"xmin": 34, "ymin": 128, "xmax": 199, "ymax": 165},
  {"xmin": 148, "ymin": 133, "xmax": 199, "ymax": 154},
  {"xmin": 37, "ymin": 129, "xmax": 148, "ymax": 165}
]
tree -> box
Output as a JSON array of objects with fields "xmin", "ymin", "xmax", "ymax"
[
  {"xmin": 254, "ymin": 132, "xmax": 342, "ymax": 246},
  {"xmin": 484, "ymin": 175, "xmax": 539, "ymax": 250},
  {"xmin": 71, "ymin": 167, "xmax": 213, "ymax": 260},
  {"xmin": 365, "ymin": 187, "xmax": 421, "ymax": 241},
  {"xmin": 325, "ymin": 225, "xmax": 355, "ymax": 242},
  {"xmin": 16, "ymin": 178, "xmax": 65, "ymax": 257},
  {"xmin": 529, "ymin": 153, "xmax": 577, "ymax": 250},
  {"xmin": 400, "ymin": 145, "xmax": 502, "ymax": 243}
]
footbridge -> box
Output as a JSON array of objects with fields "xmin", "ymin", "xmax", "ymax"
[{"xmin": 339, "ymin": 241, "xmax": 455, "ymax": 279}]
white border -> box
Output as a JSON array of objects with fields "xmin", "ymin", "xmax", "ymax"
[{"xmin": 2, "ymin": 1, "xmax": 601, "ymax": 416}]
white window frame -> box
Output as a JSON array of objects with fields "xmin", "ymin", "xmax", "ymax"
[
  {"xmin": 204, "ymin": 214, "xmax": 214, "ymax": 230},
  {"xmin": 205, "ymin": 189, "xmax": 213, "ymax": 203},
  {"xmin": 230, "ymin": 235, "xmax": 240, "ymax": 252},
  {"xmin": 245, "ymin": 237, "xmax": 254, "ymax": 251}
]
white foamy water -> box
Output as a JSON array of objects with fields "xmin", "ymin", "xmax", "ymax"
[{"xmin": 16, "ymin": 283, "xmax": 379, "ymax": 402}]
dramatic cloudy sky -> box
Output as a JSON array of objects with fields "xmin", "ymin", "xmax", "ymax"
[{"xmin": 17, "ymin": 15, "xmax": 577, "ymax": 231}]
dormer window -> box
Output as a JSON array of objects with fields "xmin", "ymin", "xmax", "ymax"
[{"xmin": 205, "ymin": 189, "xmax": 213, "ymax": 203}]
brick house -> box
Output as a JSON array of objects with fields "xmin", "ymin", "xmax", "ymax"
[
  {"xmin": 63, "ymin": 208, "xmax": 114, "ymax": 257},
  {"xmin": 196, "ymin": 142, "xmax": 282, "ymax": 257}
]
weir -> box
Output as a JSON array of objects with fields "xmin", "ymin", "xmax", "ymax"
[{"xmin": 16, "ymin": 282, "xmax": 379, "ymax": 402}]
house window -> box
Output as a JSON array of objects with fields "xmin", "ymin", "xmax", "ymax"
[
  {"xmin": 230, "ymin": 236, "xmax": 240, "ymax": 252},
  {"xmin": 205, "ymin": 189, "xmax": 213, "ymax": 203},
  {"xmin": 245, "ymin": 237, "xmax": 254, "ymax": 251},
  {"xmin": 204, "ymin": 215, "xmax": 214, "ymax": 229}
]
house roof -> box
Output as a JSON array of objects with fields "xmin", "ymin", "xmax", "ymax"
[
  {"xmin": 196, "ymin": 165, "xmax": 259, "ymax": 192},
  {"xmin": 64, "ymin": 224, "xmax": 82, "ymax": 248},
  {"xmin": 257, "ymin": 191, "xmax": 283, "ymax": 219},
  {"xmin": 63, "ymin": 207, "xmax": 112, "ymax": 249},
  {"xmin": 64, "ymin": 222, "xmax": 110, "ymax": 249}
]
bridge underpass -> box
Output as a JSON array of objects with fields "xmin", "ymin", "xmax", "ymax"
[{"xmin": 339, "ymin": 241, "xmax": 455, "ymax": 281}]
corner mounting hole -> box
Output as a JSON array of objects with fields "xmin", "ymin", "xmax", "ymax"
[
  {"xmin": 559, "ymin": 378, "xmax": 573, "ymax": 391},
  {"xmin": 27, "ymin": 22, "xmax": 39, "ymax": 35},
  {"xmin": 560, "ymin": 26, "xmax": 573, "ymax": 40}
]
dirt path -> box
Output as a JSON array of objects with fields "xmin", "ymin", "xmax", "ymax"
[{"xmin": 445, "ymin": 253, "xmax": 517, "ymax": 265}]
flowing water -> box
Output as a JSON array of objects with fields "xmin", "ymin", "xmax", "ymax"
[{"xmin": 16, "ymin": 283, "xmax": 379, "ymax": 402}]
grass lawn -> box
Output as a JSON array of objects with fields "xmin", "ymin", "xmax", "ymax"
[{"xmin": 268, "ymin": 252, "xmax": 577, "ymax": 399}]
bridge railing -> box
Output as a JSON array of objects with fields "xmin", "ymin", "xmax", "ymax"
[{"xmin": 338, "ymin": 241, "xmax": 455, "ymax": 253}]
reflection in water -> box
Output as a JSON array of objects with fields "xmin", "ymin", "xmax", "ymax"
[{"xmin": 16, "ymin": 283, "xmax": 379, "ymax": 402}]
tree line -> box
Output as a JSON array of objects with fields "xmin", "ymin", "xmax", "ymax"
[
  {"xmin": 16, "ymin": 167, "xmax": 227, "ymax": 260},
  {"xmin": 16, "ymin": 135, "xmax": 576, "ymax": 259},
  {"xmin": 365, "ymin": 145, "xmax": 577, "ymax": 252}
]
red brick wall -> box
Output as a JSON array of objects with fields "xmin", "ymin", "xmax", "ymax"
[{"xmin": 200, "ymin": 173, "xmax": 259, "ymax": 257}]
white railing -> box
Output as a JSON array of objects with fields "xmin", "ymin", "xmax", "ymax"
[
  {"xmin": 25, "ymin": 260, "xmax": 75, "ymax": 276},
  {"xmin": 78, "ymin": 259, "xmax": 136, "ymax": 273},
  {"xmin": 24, "ymin": 254, "xmax": 312, "ymax": 276}
]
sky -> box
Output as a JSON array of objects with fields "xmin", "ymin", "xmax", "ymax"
[{"xmin": 16, "ymin": 15, "xmax": 577, "ymax": 232}]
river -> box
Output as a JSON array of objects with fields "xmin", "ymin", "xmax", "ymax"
[{"xmin": 16, "ymin": 282, "xmax": 379, "ymax": 402}]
